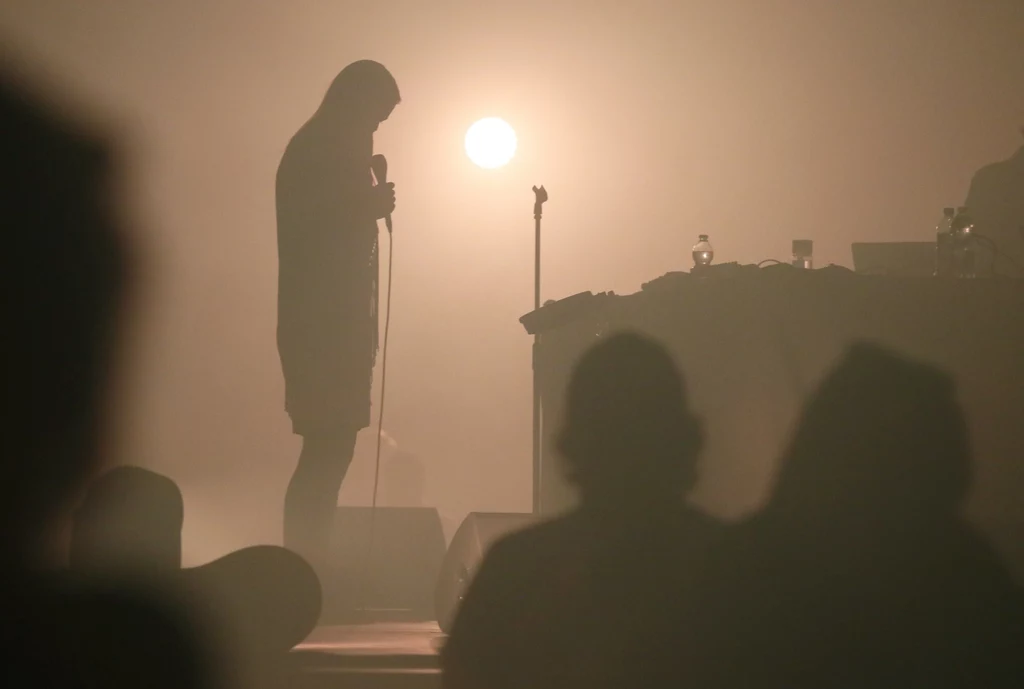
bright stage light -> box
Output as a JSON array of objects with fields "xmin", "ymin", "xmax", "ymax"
[{"xmin": 465, "ymin": 117, "xmax": 517, "ymax": 169}]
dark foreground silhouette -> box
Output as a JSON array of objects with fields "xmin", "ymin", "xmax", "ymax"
[
  {"xmin": 675, "ymin": 343, "xmax": 1024, "ymax": 688},
  {"xmin": 0, "ymin": 72, "xmax": 211, "ymax": 687},
  {"xmin": 71, "ymin": 466, "xmax": 322, "ymax": 665},
  {"xmin": 441, "ymin": 331, "xmax": 723, "ymax": 689},
  {"xmin": 278, "ymin": 60, "xmax": 401, "ymax": 571}
]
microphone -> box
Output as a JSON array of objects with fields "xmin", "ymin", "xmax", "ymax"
[{"xmin": 370, "ymin": 154, "xmax": 392, "ymax": 234}]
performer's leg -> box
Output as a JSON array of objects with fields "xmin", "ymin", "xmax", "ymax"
[{"xmin": 283, "ymin": 427, "xmax": 359, "ymax": 568}]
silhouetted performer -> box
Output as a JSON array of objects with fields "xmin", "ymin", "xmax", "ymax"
[
  {"xmin": 677, "ymin": 343, "xmax": 1024, "ymax": 689},
  {"xmin": 277, "ymin": 60, "xmax": 400, "ymax": 567},
  {"xmin": 964, "ymin": 125, "xmax": 1024, "ymax": 276},
  {"xmin": 0, "ymin": 71, "xmax": 211, "ymax": 688},
  {"xmin": 441, "ymin": 332, "xmax": 723, "ymax": 689}
]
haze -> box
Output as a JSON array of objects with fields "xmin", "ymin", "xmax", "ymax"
[{"xmin": 1, "ymin": 0, "xmax": 1021, "ymax": 564}]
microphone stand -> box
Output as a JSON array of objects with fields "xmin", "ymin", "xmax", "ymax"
[{"xmin": 531, "ymin": 185, "xmax": 548, "ymax": 515}]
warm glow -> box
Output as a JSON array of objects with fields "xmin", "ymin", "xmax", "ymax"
[{"xmin": 465, "ymin": 117, "xmax": 517, "ymax": 169}]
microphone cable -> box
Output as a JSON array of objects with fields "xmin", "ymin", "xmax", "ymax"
[
  {"xmin": 358, "ymin": 223, "xmax": 393, "ymax": 614},
  {"xmin": 372, "ymin": 228, "xmax": 393, "ymax": 512}
]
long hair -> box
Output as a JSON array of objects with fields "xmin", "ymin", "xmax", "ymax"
[
  {"xmin": 320, "ymin": 60, "xmax": 400, "ymax": 112},
  {"xmin": 556, "ymin": 331, "xmax": 701, "ymax": 495},
  {"xmin": 770, "ymin": 342, "xmax": 971, "ymax": 523}
]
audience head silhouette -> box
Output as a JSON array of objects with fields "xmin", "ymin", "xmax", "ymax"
[
  {"xmin": 71, "ymin": 466, "xmax": 185, "ymax": 572},
  {"xmin": 0, "ymin": 75, "xmax": 130, "ymax": 566},
  {"xmin": 557, "ymin": 331, "xmax": 702, "ymax": 504},
  {"xmin": 771, "ymin": 342, "xmax": 971, "ymax": 528},
  {"xmin": 320, "ymin": 59, "xmax": 400, "ymax": 131}
]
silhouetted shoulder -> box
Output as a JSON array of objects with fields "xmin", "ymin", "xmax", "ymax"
[
  {"xmin": 968, "ymin": 159, "xmax": 1011, "ymax": 189},
  {"xmin": 440, "ymin": 517, "xmax": 582, "ymax": 638},
  {"xmin": 276, "ymin": 122, "xmax": 319, "ymax": 185},
  {"xmin": 494, "ymin": 504, "xmax": 721, "ymax": 552},
  {"xmin": 488, "ymin": 514, "xmax": 583, "ymax": 557},
  {"xmin": 974, "ymin": 159, "xmax": 1008, "ymax": 178},
  {"xmin": 445, "ymin": 515, "xmax": 583, "ymax": 621},
  {"xmin": 966, "ymin": 152, "xmax": 1024, "ymax": 200}
]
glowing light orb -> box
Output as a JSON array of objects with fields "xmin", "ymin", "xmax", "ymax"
[{"xmin": 465, "ymin": 117, "xmax": 517, "ymax": 169}]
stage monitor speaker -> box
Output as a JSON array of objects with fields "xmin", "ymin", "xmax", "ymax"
[
  {"xmin": 324, "ymin": 506, "xmax": 446, "ymax": 623},
  {"xmin": 434, "ymin": 512, "xmax": 536, "ymax": 633}
]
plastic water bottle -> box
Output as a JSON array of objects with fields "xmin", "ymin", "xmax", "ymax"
[
  {"xmin": 935, "ymin": 207, "xmax": 956, "ymax": 277},
  {"xmin": 692, "ymin": 234, "xmax": 714, "ymax": 268},
  {"xmin": 792, "ymin": 239, "xmax": 813, "ymax": 269},
  {"xmin": 952, "ymin": 208, "xmax": 976, "ymax": 278},
  {"xmin": 939, "ymin": 207, "xmax": 956, "ymax": 234}
]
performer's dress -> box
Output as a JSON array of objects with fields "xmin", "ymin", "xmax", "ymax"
[{"xmin": 276, "ymin": 116, "xmax": 379, "ymax": 435}]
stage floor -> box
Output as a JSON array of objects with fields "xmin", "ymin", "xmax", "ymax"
[
  {"xmin": 291, "ymin": 623, "xmax": 442, "ymax": 689},
  {"xmin": 298, "ymin": 622, "xmax": 444, "ymax": 658}
]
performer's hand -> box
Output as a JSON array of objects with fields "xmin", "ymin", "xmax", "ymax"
[{"xmin": 369, "ymin": 182, "xmax": 396, "ymax": 220}]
